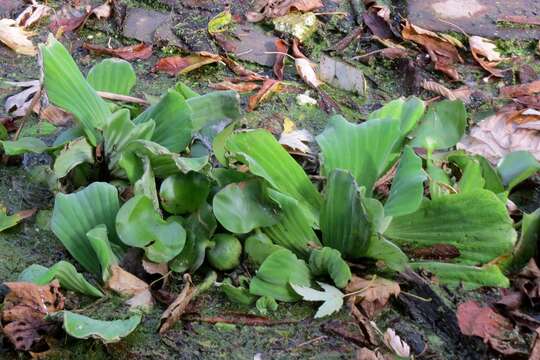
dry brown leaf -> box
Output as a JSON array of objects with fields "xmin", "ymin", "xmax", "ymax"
[
  {"xmin": 105, "ymin": 265, "xmax": 153, "ymax": 309},
  {"xmin": 498, "ymin": 15, "xmax": 540, "ymax": 27},
  {"xmin": 296, "ymin": 58, "xmax": 323, "ymax": 88},
  {"xmin": 515, "ymin": 95, "xmax": 540, "ymax": 110},
  {"xmin": 500, "ymin": 80, "xmax": 540, "ymax": 98},
  {"xmin": 154, "ymin": 52, "xmax": 221, "ymax": 76},
  {"xmin": 49, "ymin": 7, "xmax": 91, "ymax": 34},
  {"xmin": 356, "ymin": 348, "xmax": 386, "ymax": 360},
  {"xmin": 530, "ymin": 328, "xmax": 540, "ymax": 360},
  {"xmin": 247, "ymin": 79, "xmax": 282, "ymax": 112},
  {"xmin": 363, "ymin": 5, "xmax": 394, "ymax": 39},
  {"xmin": 279, "ymin": 117, "xmax": 313, "ymax": 153},
  {"xmin": 15, "ymin": 1, "xmax": 51, "ymax": 28},
  {"xmin": 4, "ymin": 80, "xmax": 41, "ymax": 117},
  {"xmin": 0, "ymin": 19, "xmax": 36, "ymax": 56},
  {"xmin": 221, "ymin": 58, "xmax": 267, "ymax": 82},
  {"xmin": 1, "ymin": 281, "xmax": 64, "ymax": 351},
  {"xmin": 273, "ymin": 39, "xmax": 289, "ymax": 80},
  {"xmin": 142, "ymin": 259, "xmax": 168, "ymax": 276},
  {"xmin": 209, "ymin": 81, "xmax": 260, "ymax": 93},
  {"xmin": 83, "ymin": 43, "xmax": 152, "ymax": 61},
  {"xmin": 402, "ymin": 21, "xmax": 462, "ymax": 80},
  {"xmin": 383, "ymin": 328, "xmax": 410, "ymax": 358},
  {"xmin": 247, "ymin": 0, "xmax": 323, "ymax": 22},
  {"xmin": 159, "ymin": 274, "xmax": 196, "ymax": 334},
  {"xmin": 421, "ymin": 80, "xmax": 472, "ymax": 103},
  {"xmin": 469, "ymin": 36, "xmax": 505, "ymax": 78},
  {"xmin": 346, "ymin": 276, "xmax": 400, "ymax": 318},
  {"xmin": 40, "ymin": 105, "xmax": 73, "ymax": 126},
  {"xmin": 457, "ymin": 110, "xmax": 540, "ymax": 163}
]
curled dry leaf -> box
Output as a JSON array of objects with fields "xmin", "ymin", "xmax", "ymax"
[
  {"xmin": 0, "ymin": 19, "xmax": 36, "ymax": 56},
  {"xmin": 142, "ymin": 259, "xmax": 168, "ymax": 276},
  {"xmin": 1, "ymin": 281, "xmax": 64, "ymax": 351},
  {"xmin": 296, "ymin": 58, "xmax": 323, "ymax": 88},
  {"xmin": 421, "ymin": 80, "xmax": 472, "ymax": 104},
  {"xmin": 159, "ymin": 274, "xmax": 196, "ymax": 334},
  {"xmin": 247, "ymin": 0, "xmax": 323, "ymax": 22},
  {"xmin": 15, "ymin": 1, "xmax": 51, "ymax": 28},
  {"xmin": 469, "ymin": 36, "xmax": 505, "ymax": 78},
  {"xmin": 209, "ymin": 81, "xmax": 260, "ymax": 93},
  {"xmin": 41, "ymin": 105, "xmax": 74, "ymax": 126},
  {"xmin": 273, "ymin": 39, "xmax": 289, "ymax": 80},
  {"xmin": 346, "ymin": 276, "xmax": 400, "ymax": 318},
  {"xmin": 4, "ymin": 80, "xmax": 40, "ymax": 117},
  {"xmin": 105, "ymin": 265, "xmax": 153, "ymax": 309},
  {"xmin": 279, "ymin": 117, "xmax": 313, "ymax": 153},
  {"xmin": 500, "ymin": 80, "xmax": 540, "ymax": 98},
  {"xmin": 402, "ymin": 21, "xmax": 462, "ymax": 80},
  {"xmin": 248, "ymin": 79, "xmax": 282, "ymax": 112},
  {"xmin": 155, "ymin": 52, "xmax": 221, "ymax": 76},
  {"xmin": 83, "ymin": 43, "xmax": 152, "ymax": 61},
  {"xmin": 221, "ymin": 58, "xmax": 266, "ymax": 81},
  {"xmin": 383, "ymin": 328, "xmax": 410, "ymax": 358}
]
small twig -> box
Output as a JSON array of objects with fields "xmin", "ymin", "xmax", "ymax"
[
  {"xmin": 96, "ymin": 91, "xmax": 149, "ymax": 105},
  {"xmin": 264, "ymin": 51, "xmax": 296, "ymax": 60},
  {"xmin": 400, "ymin": 291, "xmax": 432, "ymax": 302},
  {"xmin": 314, "ymin": 11, "xmax": 348, "ymax": 17},
  {"xmin": 290, "ymin": 336, "xmax": 328, "ymax": 350},
  {"xmin": 437, "ymin": 18, "xmax": 470, "ymax": 38},
  {"xmin": 351, "ymin": 49, "xmax": 386, "ymax": 60},
  {"xmin": 149, "ymin": 271, "xmax": 172, "ymax": 287}
]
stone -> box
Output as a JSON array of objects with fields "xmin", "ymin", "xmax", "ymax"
[
  {"xmin": 0, "ymin": 0, "xmax": 23, "ymax": 18},
  {"xmin": 407, "ymin": 0, "xmax": 540, "ymax": 39},
  {"xmin": 122, "ymin": 8, "xmax": 170, "ymax": 43},
  {"xmin": 318, "ymin": 55, "xmax": 366, "ymax": 95}
]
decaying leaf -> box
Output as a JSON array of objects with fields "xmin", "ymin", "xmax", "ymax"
[
  {"xmin": 296, "ymin": 58, "xmax": 323, "ymax": 88},
  {"xmin": 154, "ymin": 52, "xmax": 221, "ymax": 76},
  {"xmin": 273, "ymin": 39, "xmax": 289, "ymax": 80},
  {"xmin": 457, "ymin": 301, "xmax": 523, "ymax": 355},
  {"xmin": 279, "ymin": 117, "xmax": 313, "ymax": 153},
  {"xmin": 514, "ymin": 259, "xmax": 540, "ymax": 304},
  {"xmin": 49, "ymin": 7, "xmax": 91, "ymax": 34},
  {"xmin": 469, "ymin": 36, "xmax": 505, "ymax": 78},
  {"xmin": 142, "ymin": 259, "xmax": 168, "ymax": 277},
  {"xmin": 91, "ymin": 2, "xmax": 111, "ymax": 20},
  {"xmin": 500, "ymin": 80, "xmax": 540, "ymax": 98},
  {"xmin": 402, "ymin": 21, "xmax": 463, "ymax": 80},
  {"xmin": 0, "ymin": 207, "xmax": 36, "ymax": 232},
  {"xmin": 356, "ymin": 348, "xmax": 386, "ymax": 360},
  {"xmin": 4, "ymin": 80, "xmax": 40, "ymax": 117},
  {"xmin": 221, "ymin": 58, "xmax": 267, "ymax": 82},
  {"xmin": 41, "ymin": 105, "xmax": 74, "ymax": 126},
  {"xmin": 383, "ymin": 328, "xmax": 410, "ymax": 358},
  {"xmin": 83, "ymin": 43, "xmax": 153, "ymax": 61},
  {"xmin": 1, "ymin": 281, "xmax": 64, "ymax": 351},
  {"xmin": 105, "ymin": 265, "xmax": 153, "ymax": 309},
  {"xmin": 248, "ymin": 79, "xmax": 282, "ymax": 112},
  {"xmin": 209, "ymin": 81, "xmax": 260, "ymax": 93},
  {"xmin": 421, "ymin": 80, "xmax": 472, "ymax": 104},
  {"xmin": 346, "ymin": 276, "xmax": 400, "ymax": 318},
  {"xmin": 458, "ymin": 110, "xmax": 540, "ymax": 163},
  {"xmin": 15, "ymin": 0, "xmax": 51, "ymax": 28},
  {"xmin": 291, "ymin": 282, "xmax": 344, "ymax": 318},
  {"xmin": 363, "ymin": 3, "xmax": 394, "ymax": 40},
  {"xmin": 247, "ymin": 0, "xmax": 323, "ymax": 22},
  {"xmin": 0, "ymin": 19, "xmax": 36, "ymax": 56}
]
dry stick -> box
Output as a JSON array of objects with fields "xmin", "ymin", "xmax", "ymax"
[
  {"xmin": 351, "ymin": 49, "xmax": 386, "ymax": 60},
  {"xmin": 97, "ymin": 91, "xmax": 149, "ymax": 105},
  {"xmin": 437, "ymin": 18, "xmax": 470, "ymax": 38}
]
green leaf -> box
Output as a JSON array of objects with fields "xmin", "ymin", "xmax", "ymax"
[
  {"xmin": 40, "ymin": 35, "xmax": 111, "ymax": 145},
  {"xmin": 363, "ymin": 235, "xmax": 408, "ymax": 271},
  {"xmin": 63, "ymin": 311, "xmax": 141, "ymax": 343},
  {"xmin": 133, "ymin": 156, "xmax": 160, "ymax": 211},
  {"xmin": 227, "ymin": 129, "xmax": 322, "ymax": 222},
  {"xmin": 290, "ymin": 282, "xmax": 344, "ymax": 318},
  {"xmin": 208, "ymin": 9, "xmax": 232, "ymax": 33},
  {"xmin": 221, "ymin": 278, "xmax": 257, "ymax": 305},
  {"xmin": 263, "ymin": 189, "xmax": 320, "ymax": 257},
  {"xmin": 134, "ymin": 89, "xmax": 193, "ymax": 153},
  {"xmin": 86, "ymin": 224, "xmax": 119, "ymax": 282},
  {"xmin": 1, "ymin": 137, "xmax": 49, "ymax": 155},
  {"xmin": 497, "ymin": 151, "xmax": 540, "ymax": 191},
  {"xmin": 20, "ymin": 122, "xmax": 57, "ymax": 137},
  {"xmin": 51, "ymin": 182, "xmax": 121, "ymax": 274},
  {"xmin": 213, "ymin": 180, "xmax": 279, "ymax": 234},
  {"xmin": 87, "ymin": 58, "xmax": 136, "ymax": 95},
  {"xmin": 384, "ymin": 190, "xmax": 516, "ymax": 265},
  {"xmin": 116, "ymin": 195, "xmax": 186, "ymax": 263},
  {"xmin": 0, "ymin": 208, "xmax": 34, "ymax": 232},
  {"xmin": 384, "ymin": 146, "xmax": 427, "ymax": 217},
  {"xmin": 159, "ymin": 172, "xmax": 211, "ymax": 215},
  {"xmin": 368, "ymin": 96, "xmax": 425, "ymax": 135},
  {"xmin": 426, "ymin": 159, "xmax": 452, "ymax": 199},
  {"xmin": 457, "ymin": 159, "xmax": 484, "ymax": 193},
  {"xmin": 175, "ymin": 82, "xmax": 199, "ymax": 99},
  {"xmin": 410, "ymin": 263, "xmax": 509, "ymax": 291},
  {"xmin": 244, "ymin": 232, "xmax": 281, "ymax": 266},
  {"xmin": 187, "ymin": 91, "xmax": 241, "ymax": 132},
  {"xmin": 255, "ymin": 296, "xmax": 278, "ymax": 315},
  {"xmin": 320, "ymin": 169, "xmax": 371, "ymax": 259},
  {"xmin": 53, "ymin": 137, "xmax": 95, "ymax": 178},
  {"xmin": 19, "ymin": 261, "xmax": 104, "ymax": 297},
  {"xmin": 448, "ymin": 153, "xmax": 504, "ymax": 194},
  {"xmin": 316, "ymin": 115, "xmax": 401, "ymax": 194},
  {"xmin": 213, "ymin": 121, "xmax": 236, "ymax": 166},
  {"xmin": 502, "ymin": 209, "xmax": 540, "ymax": 273},
  {"xmin": 411, "ymin": 100, "xmax": 467, "ymax": 152},
  {"xmin": 309, "ymin": 247, "xmax": 351, "ymax": 288},
  {"xmin": 249, "ymin": 248, "xmax": 312, "ymax": 302}
]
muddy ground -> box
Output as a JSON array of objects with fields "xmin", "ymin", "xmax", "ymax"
[{"xmin": 1, "ymin": 0, "xmax": 540, "ymax": 359}]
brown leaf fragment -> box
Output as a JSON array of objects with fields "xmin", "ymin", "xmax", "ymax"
[
  {"xmin": 83, "ymin": 43, "xmax": 152, "ymax": 61},
  {"xmin": 91, "ymin": 2, "xmax": 111, "ymax": 19},
  {"xmin": 273, "ymin": 39, "xmax": 289, "ymax": 80},
  {"xmin": 159, "ymin": 274, "xmax": 196, "ymax": 334},
  {"xmin": 518, "ymin": 64, "xmax": 538, "ymax": 84},
  {"xmin": 515, "ymin": 259, "xmax": 540, "ymax": 305},
  {"xmin": 515, "ymin": 95, "xmax": 540, "ymax": 110},
  {"xmin": 15, "ymin": 1, "xmax": 51, "ymax": 28},
  {"xmin": 530, "ymin": 328, "xmax": 540, "ymax": 359},
  {"xmin": 411, "ymin": 243, "xmax": 461, "ymax": 260},
  {"xmin": 209, "ymin": 81, "xmax": 260, "ymax": 93},
  {"xmin": 4, "ymin": 80, "xmax": 41, "ymax": 117},
  {"xmin": 247, "ymin": 79, "xmax": 282, "ymax": 112},
  {"xmin": 421, "ymin": 80, "xmax": 472, "ymax": 103},
  {"xmin": 495, "ymin": 290, "xmax": 523, "ymax": 311},
  {"xmin": 220, "ymin": 58, "xmax": 266, "ymax": 81},
  {"xmin": 498, "ymin": 15, "xmax": 540, "ymax": 27},
  {"xmin": 49, "ymin": 7, "xmax": 91, "ymax": 34},
  {"xmin": 247, "ymin": 0, "xmax": 323, "ymax": 22},
  {"xmin": 184, "ymin": 313, "xmax": 296, "ymax": 326},
  {"xmin": 330, "ymin": 26, "xmax": 363, "ymax": 52},
  {"xmin": 363, "ymin": 6, "xmax": 393, "ymax": 39},
  {"xmin": 105, "ymin": 265, "xmax": 154, "ymax": 309},
  {"xmin": 500, "ymin": 80, "xmax": 540, "ymax": 98},
  {"xmin": 349, "ymin": 301, "xmax": 380, "ymax": 346},
  {"xmin": 346, "ymin": 276, "xmax": 400, "ymax": 318},
  {"xmin": 154, "ymin": 52, "xmax": 221, "ymax": 76},
  {"xmin": 0, "ymin": 19, "xmax": 36, "ymax": 56},
  {"xmin": 469, "ymin": 36, "xmax": 505, "ymax": 78},
  {"xmin": 142, "ymin": 259, "xmax": 168, "ymax": 277},
  {"xmin": 457, "ymin": 301, "xmax": 523, "ymax": 355},
  {"xmin": 41, "ymin": 105, "xmax": 74, "ymax": 126}
]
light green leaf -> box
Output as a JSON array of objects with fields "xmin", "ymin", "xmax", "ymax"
[
  {"xmin": 244, "ymin": 232, "xmax": 281, "ymax": 266},
  {"xmin": 316, "ymin": 115, "xmax": 401, "ymax": 194},
  {"xmin": 457, "ymin": 159, "xmax": 484, "ymax": 193},
  {"xmin": 19, "ymin": 261, "xmax": 104, "ymax": 297},
  {"xmin": 448, "ymin": 152, "xmax": 504, "ymax": 194},
  {"xmin": 134, "ymin": 156, "xmax": 159, "ymax": 211},
  {"xmin": 213, "ymin": 180, "xmax": 279, "ymax": 234},
  {"xmin": 227, "ymin": 129, "xmax": 322, "ymax": 223},
  {"xmin": 53, "ymin": 137, "xmax": 94, "ymax": 178},
  {"xmin": 86, "ymin": 224, "xmax": 119, "ymax": 282},
  {"xmin": 40, "ymin": 35, "xmax": 111, "ymax": 145},
  {"xmin": 411, "ymin": 100, "xmax": 466, "ymax": 152},
  {"xmin": 249, "ymin": 248, "xmax": 312, "ymax": 302},
  {"xmin": 502, "ymin": 209, "xmax": 540, "ymax": 273},
  {"xmin": 427, "ymin": 159, "xmax": 452, "ymax": 199},
  {"xmin": 384, "ymin": 146, "xmax": 427, "ymax": 217},
  {"xmin": 497, "ymin": 151, "xmax": 540, "ymax": 191},
  {"xmin": 363, "ymin": 235, "xmax": 408, "ymax": 271},
  {"xmin": 51, "ymin": 182, "xmax": 121, "ymax": 274},
  {"xmin": 63, "ymin": 311, "xmax": 141, "ymax": 343},
  {"xmin": 0, "ymin": 208, "xmax": 34, "ymax": 232},
  {"xmin": 87, "ymin": 58, "xmax": 136, "ymax": 95},
  {"xmin": 1, "ymin": 137, "xmax": 49, "ymax": 155},
  {"xmin": 116, "ymin": 195, "xmax": 186, "ymax": 263},
  {"xmin": 309, "ymin": 247, "xmax": 351, "ymax": 288},
  {"xmin": 410, "ymin": 263, "xmax": 509, "ymax": 290},
  {"xmin": 368, "ymin": 96, "xmax": 425, "ymax": 135},
  {"xmin": 384, "ymin": 190, "xmax": 516, "ymax": 265},
  {"xmin": 175, "ymin": 82, "xmax": 199, "ymax": 99},
  {"xmin": 159, "ymin": 172, "xmax": 210, "ymax": 215},
  {"xmin": 208, "ymin": 9, "xmax": 232, "ymax": 33},
  {"xmin": 212, "ymin": 121, "xmax": 236, "ymax": 166},
  {"xmin": 320, "ymin": 169, "xmax": 371, "ymax": 259},
  {"xmin": 20, "ymin": 122, "xmax": 57, "ymax": 137},
  {"xmin": 221, "ymin": 277, "xmax": 257, "ymax": 305},
  {"xmin": 255, "ymin": 296, "xmax": 278, "ymax": 315},
  {"xmin": 291, "ymin": 282, "xmax": 344, "ymax": 318},
  {"xmin": 187, "ymin": 90, "xmax": 241, "ymax": 132}
]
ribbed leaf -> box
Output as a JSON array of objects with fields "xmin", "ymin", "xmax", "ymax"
[
  {"xmin": 63, "ymin": 311, "xmax": 141, "ymax": 343},
  {"xmin": 316, "ymin": 115, "xmax": 401, "ymax": 194},
  {"xmin": 363, "ymin": 235, "xmax": 408, "ymax": 271},
  {"xmin": 134, "ymin": 156, "xmax": 159, "ymax": 211},
  {"xmin": 87, "ymin": 58, "xmax": 136, "ymax": 95},
  {"xmin": 187, "ymin": 90, "xmax": 241, "ymax": 131},
  {"xmin": 51, "ymin": 182, "xmax": 120, "ymax": 274},
  {"xmin": 86, "ymin": 224, "xmax": 119, "ymax": 282},
  {"xmin": 384, "ymin": 146, "xmax": 426, "ymax": 217},
  {"xmin": 502, "ymin": 209, "xmax": 540, "ymax": 273},
  {"xmin": 1, "ymin": 137, "xmax": 49, "ymax": 155},
  {"xmin": 18, "ymin": 261, "xmax": 104, "ymax": 297},
  {"xmin": 226, "ymin": 130, "xmax": 321, "ymax": 222},
  {"xmin": 384, "ymin": 190, "xmax": 516, "ymax": 265},
  {"xmin": 498, "ymin": 151, "xmax": 540, "ymax": 191},
  {"xmin": 244, "ymin": 232, "xmax": 281, "ymax": 266},
  {"xmin": 40, "ymin": 35, "xmax": 111, "ymax": 145},
  {"xmin": 309, "ymin": 247, "xmax": 351, "ymax": 288},
  {"xmin": 368, "ymin": 96, "xmax": 425, "ymax": 135},
  {"xmin": 320, "ymin": 170, "xmax": 371, "ymax": 259},
  {"xmin": 53, "ymin": 137, "xmax": 95, "ymax": 178}
]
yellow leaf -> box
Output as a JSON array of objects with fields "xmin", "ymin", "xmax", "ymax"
[{"xmin": 0, "ymin": 19, "xmax": 36, "ymax": 56}]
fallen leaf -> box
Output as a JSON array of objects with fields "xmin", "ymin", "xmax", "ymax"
[
  {"xmin": 518, "ymin": 64, "xmax": 537, "ymax": 84},
  {"xmin": 273, "ymin": 39, "xmax": 289, "ymax": 80},
  {"xmin": 296, "ymin": 58, "xmax": 323, "ymax": 88},
  {"xmin": 4, "ymin": 80, "xmax": 40, "ymax": 117},
  {"xmin": 1, "ymin": 281, "xmax": 64, "ymax": 351},
  {"xmin": 220, "ymin": 58, "xmax": 267, "ymax": 81},
  {"xmin": 83, "ymin": 43, "xmax": 153, "ymax": 61},
  {"xmin": 15, "ymin": 1, "xmax": 51, "ymax": 28},
  {"xmin": 402, "ymin": 21, "xmax": 463, "ymax": 80},
  {"xmin": 363, "ymin": 4, "xmax": 394, "ymax": 39},
  {"xmin": 273, "ymin": 12, "xmax": 318, "ymax": 43},
  {"xmin": 410, "ymin": 243, "xmax": 461, "ymax": 260},
  {"xmin": 247, "ymin": 0, "xmax": 323, "ymax": 22},
  {"xmin": 154, "ymin": 52, "xmax": 221, "ymax": 76},
  {"xmin": 498, "ymin": 15, "xmax": 540, "ymax": 27},
  {"xmin": 291, "ymin": 282, "xmax": 344, "ymax": 318},
  {"xmin": 469, "ymin": 36, "xmax": 505, "ymax": 77},
  {"xmin": 515, "ymin": 95, "xmax": 540, "ymax": 110},
  {"xmin": 279, "ymin": 117, "xmax": 313, "ymax": 153},
  {"xmin": 40, "ymin": 105, "xmax": 73, "ymax": 126},
  {"xmin": 383, "ymin": 328, "xmax": 410, "ymax": 358},
  {"xmin": 515, "ymin": 259, "xmax": 540, "ymax": 304},
  {"xmin": 457, "ymin": 300, "xmax": 521, "ymax": 355},
  {"xmin": 159, "ymin": 274, "xmax": 196, "ymax": 334},
  {"xmin": 142, "ymin": 259, "xmax": 168, "ymax": 277},
  {"xmin": 91, "ymin": 2, "xmax": 111, "ymax": 19},
  {"xmin": 49, "ymin": 7, "xmax": 91, "ymax": 34},
  {"xmin": 209, "ymin": 81, "xmax": 260, "ymax": 93},
  {"xmin": 208, "ymin": 8, "xmax": 232, "ymax": 34},
  {"xmin": 247, "ymin": 79, "xmax": 282, "ymax": 112},
  {"xmin": 0, "ymin": 19, "xmax": 36, "ymax": 56},
  {"xmin": 346, "ymin": 276, "xmax": 400, "ymax": 318},
  {"xmin": 421, "ymin": 80, "xmax": 472, "ymax": 103},
  {"xmin": 500, "ymin": 80, "xmax": 540, "ymax": 98},
  {"xmin": 530, "ymin": 328, "xmax": 540, "ymax": 360},
  {"xmin": 457, "ymin": 110, "xmax": 540, "ymax": 163},
  {"xmin": 105, "ymin": 265, "xmax": 153, "ymax": 309}
]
